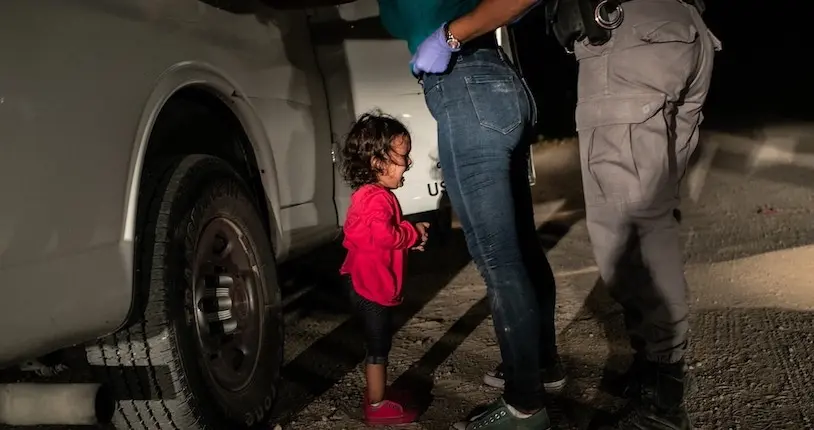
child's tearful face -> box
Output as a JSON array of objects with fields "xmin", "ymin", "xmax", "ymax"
[{"xmin": 378, "ymin": 134, "xmax": 412, "ymax": 189}]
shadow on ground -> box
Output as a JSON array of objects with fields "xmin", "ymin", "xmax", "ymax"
[
  {"xmin": 270, "ymin": 143, "xmax": 588, "ymax": 424},
  {"xmin": 271, "ymin": 230, "xmax": 474, "ymax": 424},
  {"xmin": 557, "ymin": 279, "xmax": 814, "ymax": 429},
  {"xmin": 159, "ymin": 131, "xmax": 814, "ymax": 426}
]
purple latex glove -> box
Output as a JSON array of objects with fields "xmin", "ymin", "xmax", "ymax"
[{"xmin": 411, "ymin": 24, "xmax": 455, "ymax": 76}]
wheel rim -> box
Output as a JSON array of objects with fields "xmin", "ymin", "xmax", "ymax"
[{"xmin": 192, "ymin": 217, "xmax": 263, "ymax": 393}]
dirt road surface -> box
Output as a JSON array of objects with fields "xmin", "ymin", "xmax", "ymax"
[
  {"xmin": 276, "ymin": 127, "xmax": 814, "ymax": 430},
  {"xmin": 3, "ymin": 125, "xmax": 814, "ymax": 430}
]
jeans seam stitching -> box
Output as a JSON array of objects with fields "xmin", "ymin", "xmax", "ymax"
[{"xmin": 441, "ymin": 106, "xmax": 497, "ymax": 291}]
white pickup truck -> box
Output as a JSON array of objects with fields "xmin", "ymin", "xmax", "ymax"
[{"xmin": 0, "ymin": 0, "xmax": 527, "ymax": 428}]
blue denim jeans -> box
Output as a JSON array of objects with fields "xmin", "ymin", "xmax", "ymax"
[{"xmin": 422, "ymin": 48, "xmax": 557, "ymax": 411}]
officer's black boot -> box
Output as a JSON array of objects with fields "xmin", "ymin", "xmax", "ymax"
[
  {"xmin": 613, "ymin": 355, "xmax": 696, "ymax": 400},
  {"xmin": 606, "ymin": 325, "xmax": 647, "ymax": 398},
  {"xmin": 604, "ymin": 360, "xmax": 692, "ymax": 430},
  {"xmin": 617, "ymin": 353, "xmax": 646, "ymax": 398},
  {"xmin": 602, "ymin": 350, "xmax": 644, "ymax": 398}
]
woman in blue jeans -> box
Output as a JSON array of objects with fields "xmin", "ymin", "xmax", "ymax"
[{"xmin": 378, "ymin": 0, "xmax": 561, "ymax": 428}]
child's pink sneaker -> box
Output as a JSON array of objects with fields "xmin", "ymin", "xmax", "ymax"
[
  {"xmin": 363, "ymin": 399, "xmax": 418, "ymax": 425},
  {"xmin": 364, "ymin": 387, "xmax": 412, "ymax": 406}
]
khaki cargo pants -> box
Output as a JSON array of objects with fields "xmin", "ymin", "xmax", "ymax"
[{"xmin": 574, "ymin": 0, "xmax": 720, "ymax": 363}]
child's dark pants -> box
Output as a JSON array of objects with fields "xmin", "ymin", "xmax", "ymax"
[{"xmin": 345, "ymin": 276, "xmax": 393, "ymax": 365}]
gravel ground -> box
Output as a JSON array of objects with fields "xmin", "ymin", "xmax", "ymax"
[
  {"xmin": 3, "ymin": 125, "xmax": 814, "ymax": 430},
  {"xmin": 276, "ymin": 127, "xmax": 814, "ymax": 430}
]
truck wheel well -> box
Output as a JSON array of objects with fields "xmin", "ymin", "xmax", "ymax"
[
  {"xmin": 123, "ymin": 86, "xmax": 274, "ymax": 326},
  {"xmin": 141, "ymin": 86, "xmax": 272, "ymax": 238}
]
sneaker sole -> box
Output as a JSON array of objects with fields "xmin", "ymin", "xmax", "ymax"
[
  {"xmin": 452, "ymin": 419, "xmax": 553, "ymax": 430},
  {"xmin": 482, "ymin": 373, "xmax": 505, "ymax": 389},
  {"xmin": 482, "ymin": 374, "xmax": 568, "ymax": 393},
  {"xmin": 543, "ymin": 377, "xmax": 567, "ymax": 393}
]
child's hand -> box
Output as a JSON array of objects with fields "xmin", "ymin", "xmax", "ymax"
[{"xmin": 412, "ymin": 222, "xmax": 430, "ymax": 251}]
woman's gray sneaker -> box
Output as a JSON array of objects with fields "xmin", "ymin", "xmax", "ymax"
[{"xmin": 482, "ymin": 358, "xmax": 567, "ymax": 393}]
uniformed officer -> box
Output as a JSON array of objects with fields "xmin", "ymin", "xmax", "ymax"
[
  {"xmin": 411, "ymin": 0, "xmax": 720, "ymax": 428},
  {"xmin": 561, "ymin": 0, "xmax": 718, "ymax": 428}
]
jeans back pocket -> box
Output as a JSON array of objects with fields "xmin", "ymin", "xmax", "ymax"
[{"xmin": 464, "ymin": 74, "xmax": 522, "ymax": 135}]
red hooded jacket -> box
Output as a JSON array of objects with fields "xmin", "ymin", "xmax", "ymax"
[{"xmin": 340, "ymin": 184, "xmax": 419, "ymax": 306}]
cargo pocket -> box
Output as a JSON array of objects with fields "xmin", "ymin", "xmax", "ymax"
[
  {"xmin": 575, "ymin": 93, "xmax": 667, "ymax": 205},
  {"xmin": 633, "ymin": 20, "xmax": 699, "ymax": 45},
  {"xmin": 464, "ymin": 74, "xmax": 522, "ymax": 134}
]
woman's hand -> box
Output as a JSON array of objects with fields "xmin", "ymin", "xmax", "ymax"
[{"xmin": 411, "ymin": 25, "xmax": 454, "ymax": 75}]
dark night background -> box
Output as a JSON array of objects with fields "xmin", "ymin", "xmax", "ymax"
[{"xmin": 509, "ymin": 2, "xmax": 813, "ymax": 138}]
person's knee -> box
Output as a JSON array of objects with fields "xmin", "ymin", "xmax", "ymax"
[
  {"xmin": 464, "ymin": 214, "xmax": 524, "ymax": 270},
  {"xmin": 586, "ymin": 215, "xmax": 629, "ymax": 268},
  {"xmin": 479, "ymin": 245, "xmax": 525, "ymax": 274}
]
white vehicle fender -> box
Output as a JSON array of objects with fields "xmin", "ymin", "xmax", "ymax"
[{"xmin": 123, "ymin": 61, "xmax": 286, "ymax": 257}]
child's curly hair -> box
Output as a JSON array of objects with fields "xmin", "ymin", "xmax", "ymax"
[{"xmin": 341, "ymin": 111, "xmax": 410, "ymax": 189}]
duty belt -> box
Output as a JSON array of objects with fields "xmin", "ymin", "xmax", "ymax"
[
  {"xmin": 546, "ymin": 0, "xmax": 705, "ymax": 52},
  {"xmin": 593, "ymin": 0, "xmax": 629, "ymax": 32},
  {"xmin": 595, "ymin": 0, "xmax": 705, "ymax": 29}
]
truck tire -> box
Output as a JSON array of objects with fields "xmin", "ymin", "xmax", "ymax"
[{"xmin": 86, "ymin": 155, "xmax": 283, "ymax": 429}]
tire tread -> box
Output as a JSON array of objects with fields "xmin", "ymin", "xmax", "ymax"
[{"xmin": 86, "ymin": 155, "xmax": 276, "ymax": 430}]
